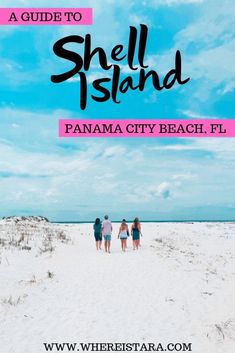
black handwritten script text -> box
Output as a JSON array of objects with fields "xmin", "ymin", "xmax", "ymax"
[{"xmin": 51, "ymin": 24, "xmax": 190, "ymax": 110}]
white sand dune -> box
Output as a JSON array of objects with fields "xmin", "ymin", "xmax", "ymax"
[{"xmin": 0, "ymin": 220, "xmax": 235, "ymax": 353}]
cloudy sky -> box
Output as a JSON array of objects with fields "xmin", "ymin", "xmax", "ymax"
[{"xmin": 0, "ymin": 0, "xmax": 235, "ymax": 221}]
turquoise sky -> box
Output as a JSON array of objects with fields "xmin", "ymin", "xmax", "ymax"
[{"xmin": 0, "ymin": 0, "xmax": 235, "ymax": 221}]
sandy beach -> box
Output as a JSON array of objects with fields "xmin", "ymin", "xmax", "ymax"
[{"xmin": 0, "ymin": 218, "xmax": 235, "ymax": 353}]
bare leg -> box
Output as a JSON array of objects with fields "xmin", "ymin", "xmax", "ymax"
[
  {"xmin": 133, "ymin": 239, "xmax": 137, "ymax": 250},
  {"xmin": 121, "ymin": 239, "xmax": 125, "ymax": 251},
  {"xmin": 99, "ymin": 240, "xmax": 102, "ymax": 250},
  {"xmin": 107, "ymin": 241, "xmax": 111, "ymax": 253},
  {"xmin": 136, "ymin": 240, "xmax": 139, "ymax": 250},
  {"xmin": 123, "ymin": 239, "xmax": 127, "ymax": 251},
  {"xmin": 96, "ymin": 241, "xmax": 99, "ymax": 250},
  {"xmin": 104, "ymin": 240, "xmax": 108, "ymax": 252}
]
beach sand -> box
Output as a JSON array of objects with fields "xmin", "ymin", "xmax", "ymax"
[{"xmin": 0, "ymin": 219, "xmax": 235, "ymax": 353}]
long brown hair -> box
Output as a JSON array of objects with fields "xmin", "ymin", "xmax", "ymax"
[{"xmin": 133, "ymin": 217, "xmax": 139, "ymax": 227}]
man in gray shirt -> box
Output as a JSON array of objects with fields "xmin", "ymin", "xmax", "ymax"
[{"xmin": 102, "ymin": 215, "xmax": 112, "ymax": 253}]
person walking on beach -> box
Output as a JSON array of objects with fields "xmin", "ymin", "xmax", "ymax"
[
  {"xmin": 131, "ymin": 217, "xmax": 142, "ymax": 250},
  {"xmin": 93, "ymin": 218, "xmax": 102, "ymax": 250},
  {"xmin": 102, "ymin": 215, "xmax": 112, "ymax": 253},
  {"xmin": 118, "ymin": 219, "xmax": 129, "ymax": 252}
]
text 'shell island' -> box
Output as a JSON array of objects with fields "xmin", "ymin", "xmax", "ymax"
[{"xmin": 51, "ymin": 24, "xmax": 190, "ymax": 110}]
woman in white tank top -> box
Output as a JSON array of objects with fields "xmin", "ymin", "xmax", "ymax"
[{"xmin": 118, "ymin": 219, "xmax": 129, "ymax": 252}]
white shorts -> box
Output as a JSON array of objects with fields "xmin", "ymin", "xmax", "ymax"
[{"xmin": 120, "ymin": 231, "xmax": 128, "ymax": 239}]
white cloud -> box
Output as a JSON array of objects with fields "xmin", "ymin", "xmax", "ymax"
[
  {"xmin": 144, "ymin": 0, "xmax": 235, "ymax": 103},
  {"xmin": 175, "ymin": 1, "xmax": 235, "ymax": 49},
  {"xmin": 184, "ymin": 39, "xmax": 235, "ymax": 89},
  {"xmin": 102, "ymin": 146, "xmax": 127, "ymax": 159},
  {"xmin": 179, "ymin": 110, "xmax": 220, "ymax": 119},
  {"xmin": 148, "ymin": 138, "xmax": 235, "ymax": 162},
  {"xmin": 0, "ymin": 141, "xmax": 91, "ymax": 178},
  {"xmin": 127, "ymin": 180, "xmax": 176, "ymax": 203},
  {"xmin": 1, "ymin": 129, "xmax": 234, "ymax": 217},
  {"xmin": 0, "ymin": 1, "xmax": 234, "ymax": 218},
  {"xmin": 155, "ymin": 181, "xmax": 172, "ymax": 199},
  {"xmin": 172, "ymin": 173, "xmax": 197, "ymax": 181},
  {"xmin": 176, "ymin": 1, "xmax": 235, "ymax": 96},
  {"xmin": 218, "ymin": 81, "xmax": 235, "ymax": 95}
]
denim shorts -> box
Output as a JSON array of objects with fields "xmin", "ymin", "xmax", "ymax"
[{"xmin": 104, "ymin": 234, "xmax": 111, "ymax": 241}]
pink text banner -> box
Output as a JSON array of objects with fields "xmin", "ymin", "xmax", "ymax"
[
  {"xmin": 59, "ymin": 119, "xmax": 235, "ymax": 138},
  {"xmin": 0, "ymin": 8, "xmax": 92, "ymax": 25}
]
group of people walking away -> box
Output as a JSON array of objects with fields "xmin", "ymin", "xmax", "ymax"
[{"xmin": 93, "ymin": 215, "xmax": 142, "ymax": 253}]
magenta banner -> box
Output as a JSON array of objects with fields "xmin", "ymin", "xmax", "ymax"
[
  {"xmin": 59, "ymin": 119, "xmax": 235, "ymax": 138},
  {"xmin": 0, "ymin": 8, "xmax": 92, "ymax": 25}
]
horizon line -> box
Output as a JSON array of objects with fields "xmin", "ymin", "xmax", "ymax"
[{"xmin": 53, "ymin": 219, "xmax": 235, "ymax": 223}]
